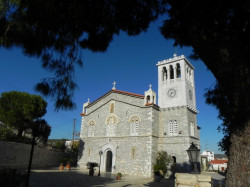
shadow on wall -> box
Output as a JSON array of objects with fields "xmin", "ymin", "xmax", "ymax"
[{"xmin": 77, "ymin": 139, "xmax": 85, "ymax": 161}]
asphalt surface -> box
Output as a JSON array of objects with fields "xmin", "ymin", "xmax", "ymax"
[
  {"xmin": 29, "ymin": 168, "xmax": 225, "ymax": 187},
  {"xmin": 29, "ymin": 167, "xmax": 174, "ymax": 187}
]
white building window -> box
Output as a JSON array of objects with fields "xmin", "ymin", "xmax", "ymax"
[
  {"xmin": 190, "ymin": 122, "xmax": 195, "ymax": 137},
  {"xmin": 106, "ymin": 114, "xmax": 118, "ymax": 137},
  {"xmin": 130, "ymin": 116, "xmax": 140, "ymax": 136},
  {"xmin": 176, "ymin": 63, "xmax": 181, "ymax": 78},
  {"xmin": 88, "ymin": 120, "xmax": 95, "ymax": 137},
  {"xmin": 169, "ymin": 120, "xmax": 178, "ymax": 135}
]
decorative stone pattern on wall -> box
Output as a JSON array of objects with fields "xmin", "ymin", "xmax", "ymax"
[
  {"xmin": 0, "ymin": 141, "xmax": 65, "ymax": 170},
  {"xmin": 175, "ymin": 173, "xmax": 211, "ymax": 187}
]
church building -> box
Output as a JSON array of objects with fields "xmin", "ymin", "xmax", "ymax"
[{"xmin": 78, "ymin": 55, "xmax": 200, "ymax": 177}]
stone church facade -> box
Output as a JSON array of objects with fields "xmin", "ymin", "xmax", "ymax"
[{"xmin": 78, "ymin": 55, "xmax": 200, "ymax": 177}]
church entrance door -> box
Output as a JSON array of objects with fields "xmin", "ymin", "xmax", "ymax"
[{"xmin": 106, "ymin": 150, "xmax": 113, "ymax": 172}]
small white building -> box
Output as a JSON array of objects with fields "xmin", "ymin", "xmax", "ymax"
[
  {"xmin": 201, "ymin": 150, "xmax": 214, "ymax": 162},
  {"xmin": 65, "ymin": 140, "xmax": 79, "ymax": 149},
  {"xmin": 209, "ymin": 160, "xmax": 228, "ymax": 172}
]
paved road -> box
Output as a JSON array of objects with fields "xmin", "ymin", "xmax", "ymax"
[
  {"xmin": 29, "ymin": 168, "xmax": 225, "ymax": 187},
  {"xmin": 29, "ymin": 168, "xmax": 175, "ymax": 187}
]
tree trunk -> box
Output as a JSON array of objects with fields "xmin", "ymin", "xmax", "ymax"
[{"xmin": 226, "ymin": 121, "xmax": 250, "ymax": 186}]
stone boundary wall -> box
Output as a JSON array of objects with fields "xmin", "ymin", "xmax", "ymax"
[
  {"xmin": 175, "ymin": 173, "xmax": 211, "ymax": 187},
  {"xmin": 0, "ymin": 141, "xmax": 65, "ymax": 170}
]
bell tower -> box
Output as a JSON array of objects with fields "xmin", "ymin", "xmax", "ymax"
[
  {"xmin": 156, "ymin": 54, "xmax": 200, "ymax": 171},
  {"xmin": 157, "ymin": 54, "xmax": 196, "ymax": 111}
]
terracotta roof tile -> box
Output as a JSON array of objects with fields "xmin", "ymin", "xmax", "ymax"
[
  {"xmin": 112, "ymin": 89, "xmax": 144, "ymax": 97},
  {"xmin": 210, "ymin": 160, "xmax": 228, "ymax": 164}
]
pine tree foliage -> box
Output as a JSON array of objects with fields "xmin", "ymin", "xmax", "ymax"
[
  {"xmin": 0, "ymin": 0, "xmax": 166, "ymax": 110},
  {"xmin": 0, "ymin": 91, "xmax": 51, "ymax": 141}
]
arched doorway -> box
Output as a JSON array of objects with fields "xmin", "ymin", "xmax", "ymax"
[
  {"xmin": 106, "ymin": 150, "xmax": 113, "ymax": 172},
  {"xmin": 172, "ymin": 156, "xmax": 177, "ymax": 164}
]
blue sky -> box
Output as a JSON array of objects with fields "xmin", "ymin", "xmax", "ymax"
[{"xmin": 0, "ymin": 17, "xmax": 223, "ymax": 153}]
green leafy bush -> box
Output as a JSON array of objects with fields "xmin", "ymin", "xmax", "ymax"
[
  {"xmin": 53, "ymin": 139, "xmax": 66, "ymax": 151},
  {"xmin": 59, "ymin": 158, "xmax": 68, "ymax": 165},
  {"xmin": 86, "ymin": 162, "xmax": 99, "ymax": 168},
  {"xmin": 0, "ymin": 126, "xmax": 16, "ymax": 140},
  {"xmin": 117, "ymin": 172, "xmax": 122, "ymax": 177},
  {"xmin": 153, "ymin": 151, "xmax": 171, "ymax": 177}
]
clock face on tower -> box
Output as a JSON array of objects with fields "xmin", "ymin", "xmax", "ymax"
[{"xmin": 168, "ymin": 88, "xmax": 176, "ymax": 98}]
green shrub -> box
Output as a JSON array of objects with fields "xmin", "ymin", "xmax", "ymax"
[
  {"xmin": 153, "ymin": 151, "xmax": 172, "ymax": 176},
  {"xmin": 53, "ymin": 139, "xmax": 66, "ymax": 151},
  {"xmin": 0, "ymin": 126, "xmax": 16, "ymax": 140},
  {"xmin": 117, "ymin": 172, "xmax": 122, "ymax": 177},
  {"xmin": 86, "ymin": 162, "xmax": 99, "ymax": 168},
  {"xmin": 59, "ymin": 158, "xmax": 68, "ymax": 165}
]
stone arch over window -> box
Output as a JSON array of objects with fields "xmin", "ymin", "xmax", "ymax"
[
  {"xmin": 176, "ymin": 63, "xmax": 181, "ymax": 78},
  {"xmin": 190, "ymin": 122, "xmax": 195, "ymax": 137},
  {"xmin": 129, "ymin": 115, "xmax": 141, "ymax": 136},
  {"xmin": 162, "ymin": 67, "xmax": 167, "ymax": 81},
  {"xmin": 169, "ymin": 65, "xmax": 174, "ymax": 79},
  {"xmin": 88, "ymin": 120, "xmax": 95, "ymax": 137},
  {"xmin": 169, "ymin": 120, "xmax": 178, "ymax": 135},
  {"xmin": 105, "ymin": 114, "xmax": 118, "ymax": 137}
]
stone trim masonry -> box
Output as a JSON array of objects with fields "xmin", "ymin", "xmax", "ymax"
[{"xmin": 175, "ymin": 173, "xmax": 211, "ymax": 187}]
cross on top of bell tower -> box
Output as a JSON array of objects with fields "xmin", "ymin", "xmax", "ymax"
[
  {"xmin": 112, "ymin": 81, "xmax": 116, "ymax": 90},
  {"xmin": 149, "ymin": 84, "xmax": 152, "ymax": 90}
]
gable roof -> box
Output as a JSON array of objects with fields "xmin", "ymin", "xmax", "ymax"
[
  {"xmin": 86, "ymin": 89, "xmax": 144, "ymax": 108},
  {"xmin": 210, "ymin": 160, "xmax": 228, "ymax": 165},
  {"xmin": 113, "ymin": 89, "xmax": 144, "ymax": 98}
]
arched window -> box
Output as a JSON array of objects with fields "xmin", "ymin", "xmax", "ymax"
[
  {"xmin": 106, "ymin": 115, "xmax": 118, "ymax": 137},
  {"xmin": 172, "ymin": 156, "xmax": 177, "ymax": 164},
  {"xmin": 88, "ymin": 120, "xmax": 95, "ymax": 137},
  {"xmin": 162, "ymin": 67, "xmax": 167, "ymax": 81},
  {"xmin": 190, "ymin": 122, "xmax": 195, "ymax": 137},
  {"xmin": 170, "ymin": 65, "xmax": 174, "ymax": 79},
  {"xmin": 110, "ymin": 102, "xmax": 115, "ymax": 113},
  {"xmin": 169, "ymin": 120, "xmax": 178, "ymax": 135},
  {"xmin": 176, "ymin": 63, "xmax": 181, "ymax": 78},
  {"xmin": 187, "ymin": 68, "xmax": 191, "ymax": 81},
  {"xmin": 130, "ymin": 115, "xmax": 140, "ymax": 136},
  {"xmin": 146, "ymin": 95, "xmax": 150, "ymax": 103}
]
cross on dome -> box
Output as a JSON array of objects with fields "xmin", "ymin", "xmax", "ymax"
[
  {"xmin": 112, "ymin": 81, "xmax": 116, "ymax": 90},
  {"xmin": 149, "ymin": 84, "xmax": 152, "ymax": 90}
]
